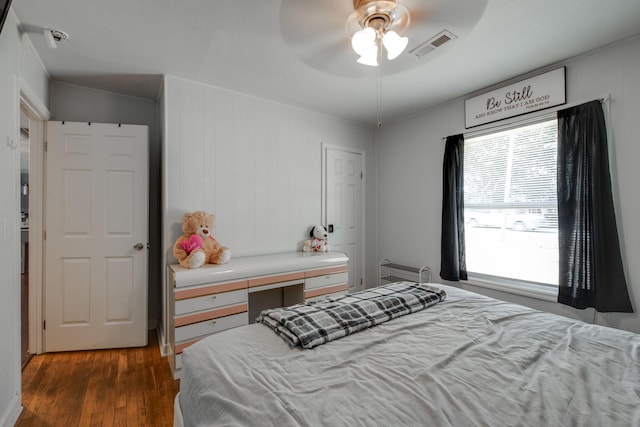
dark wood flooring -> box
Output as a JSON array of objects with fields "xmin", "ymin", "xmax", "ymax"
[{"xmin": 16, "ymin": 330, "xmax": 180, "ymax": 427}]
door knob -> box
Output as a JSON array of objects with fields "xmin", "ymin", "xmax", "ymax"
[{"xmin": 133, "ymin": 242, "xmax": 144, "ymax": 251}]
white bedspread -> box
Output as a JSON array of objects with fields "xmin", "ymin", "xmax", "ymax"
[{"xmin": 179, "ymin": 285, "xmax": 640, "ymax": 426}]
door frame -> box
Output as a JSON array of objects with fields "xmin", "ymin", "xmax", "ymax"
[
  {"xmin": 321, "ymin": 142, "xmax": 366, "ymax": 291},
  {"xmin": 19, "ymin": 78, "xmax": 50, "ymax": 355}
]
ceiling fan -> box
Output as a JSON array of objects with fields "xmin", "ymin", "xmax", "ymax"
[{"xmin": 279, "ymin": 0, "xmax": 488, "ymax": 78}]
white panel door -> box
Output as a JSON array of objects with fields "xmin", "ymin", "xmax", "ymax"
[
  {"xmin": 45, "ymin": 122, "xmax": 148, "ymax": 351},
  {"xmin": 325, "ymin": 147, "xmax": 363, "ymax": 293}
]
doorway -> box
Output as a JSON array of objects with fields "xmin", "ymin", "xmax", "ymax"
[
  {"xmin": 19, "ymin": 107, "xmax": 30, "ymax": 368},
  {"xmin": 19, "ymin": 91, "xmax": 48, "ymax": 361},
  {"xmin": 19, "ymin": 99, "xmax": 46, "ymax": 365}
]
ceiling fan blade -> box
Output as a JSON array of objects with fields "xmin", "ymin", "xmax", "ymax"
[{"xmin": 280, "ymin": 0, "xmax": 364, "ymax": 77}]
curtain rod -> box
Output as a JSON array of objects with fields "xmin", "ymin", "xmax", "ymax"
[{"xmin": 442, "ymin": 94, "xmax": 610, "ymax": 141}]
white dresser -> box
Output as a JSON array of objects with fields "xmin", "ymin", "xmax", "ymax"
[{"xmin": 167, "ymin": 251, "xmax": 349, "ymax": 379}]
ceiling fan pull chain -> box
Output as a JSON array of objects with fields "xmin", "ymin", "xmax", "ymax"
[{"xmin": 377, "ymin": 52, "xmax": 383, "ymax": 128}]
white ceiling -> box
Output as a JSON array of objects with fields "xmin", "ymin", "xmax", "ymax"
[{"xmin": 12, "ymin": 0, "xmax": 640, "ymax": 126}]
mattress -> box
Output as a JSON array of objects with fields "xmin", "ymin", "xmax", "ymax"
[{"xmin": 178, "ymin": 284, "xmax": 640, "ymax": 426}]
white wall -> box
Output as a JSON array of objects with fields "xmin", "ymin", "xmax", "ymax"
[
  {"xmin": 0, "ymin": 9, "xmax": 49, "ymax": 427},
  {"xmin": 48, "ymin": 81, "xmax": 162, "ymax": 329},
  {"xmin": 376, "ymin": 35, "xmax": 640, "ymax": 334},
  {"xmin": 161, "ymin": 75, "xmax": 377, "ymax": 341}
]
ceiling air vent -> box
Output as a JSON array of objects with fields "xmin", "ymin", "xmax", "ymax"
[{"xmin": 409, "ymin": 30, "xmax": 457, "ymax": 58}]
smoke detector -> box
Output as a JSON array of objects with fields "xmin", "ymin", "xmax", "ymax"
[{"xmin": 44, "ymin": 29, "xmax": 69, "ymax": 49}]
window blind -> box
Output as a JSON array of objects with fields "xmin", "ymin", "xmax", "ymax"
[{"xmin": 465, "ymin": 120, "xmax": 557, "ymax": 210}]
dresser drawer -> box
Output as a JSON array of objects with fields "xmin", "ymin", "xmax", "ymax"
[
  {"xmin": 175, "ymin": 288, "xmax": 248, "ymax": 316},
  {"xmin": 175, "ymin": 311, "xmax": 248, "ymax": 342},
  {"xmin": 305, "ymin": 271, "xmax": 348, "ymax": 290},
  {"xmin": 174, "ymin": 280, "xmax": 247, "ymax": 300}
]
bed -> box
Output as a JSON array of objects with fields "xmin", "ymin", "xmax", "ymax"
[{"xmin": 174, "ymin": 283, "xmax": 640, "ymax": 426}]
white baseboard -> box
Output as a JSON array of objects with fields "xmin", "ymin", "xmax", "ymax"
[
  {"xmin": 156, "ymin": 326, "xmax": 170, "ymax": 357},
  {"xmin": 0, "ymin": 395, "xmax": 22, "ymax": 427}
]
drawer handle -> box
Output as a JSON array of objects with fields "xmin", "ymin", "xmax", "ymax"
[
  {"xmin": 210, "ymin": 320, "xmax": 217, "ymax": 326},
  {"xmin": 209, "ymin": 296, "xmax": 217, "ymax": 301}
]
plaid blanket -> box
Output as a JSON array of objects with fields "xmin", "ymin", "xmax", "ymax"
[{"xmin": 256, "ymin": 282, "xmax": 446, "ymax": 349}]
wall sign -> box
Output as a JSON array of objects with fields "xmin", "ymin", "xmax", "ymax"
[{"xmin": 464, "ymin": 67, "xmax": 566, "ymax": 128}]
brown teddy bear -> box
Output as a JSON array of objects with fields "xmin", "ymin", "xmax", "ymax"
[{"xmin": 173, "ymin": 211, "xmax": 231, "ymax": 268}]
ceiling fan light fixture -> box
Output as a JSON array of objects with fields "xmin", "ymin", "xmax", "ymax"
[
  {"xmin": 382, "ymin": 30, "xmax": 408, "ymax": 60},
  {"xmin": 346, "ymin": 0, "xmax": 410, "ymax": 66},
  {"xmin": 351, "ymin": 27, "xmax": 377, "ymax": 56}
]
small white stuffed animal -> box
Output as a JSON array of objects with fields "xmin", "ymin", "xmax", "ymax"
[{"xmin": 302, "ymin": 225, "xmax": 330, "ymax": 252}]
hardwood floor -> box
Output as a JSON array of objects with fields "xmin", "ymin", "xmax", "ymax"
[{"xmin": 16, "ymin": 330, "xmax": 180, "ymax": 427}]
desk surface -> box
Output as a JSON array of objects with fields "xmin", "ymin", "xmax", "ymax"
[{"xmin": 169, "ymin": 251, "xmax": 348, "ymax": 287}]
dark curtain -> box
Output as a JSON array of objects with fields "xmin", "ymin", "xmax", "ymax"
[
  {"xmin": 557, "ymin": 100, "xmax": 632, "ymax": 312},
  {"xmin": 440, "ymin": 134, "xmax": 467, "ymax": 281}
]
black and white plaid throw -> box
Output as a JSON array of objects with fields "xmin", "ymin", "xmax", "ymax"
[{"xmin": 256, "ymin": 281, "xmax": 446, "ymax": 349}]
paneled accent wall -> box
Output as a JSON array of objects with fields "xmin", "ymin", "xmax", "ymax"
[{"xmin": 163, "ymin": 76, "xmax": 374, "ymax": 259}]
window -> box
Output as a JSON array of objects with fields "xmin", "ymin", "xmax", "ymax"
[{"xmin": 464, "ymin": 119, "xmax": 558, "ymax": 286}]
